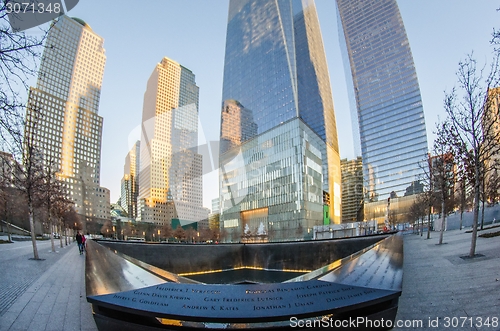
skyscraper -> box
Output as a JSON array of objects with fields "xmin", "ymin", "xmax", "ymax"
[
  {"xmin": 341, "ymin": 157, "xmax": 363, "ymax": 223},
  {"xmin": 219, "ymin": 0, "xmax": 342, "ymax": 242},
  {"xmin": 336, "ymin": 0, "xmax": 428, "ymax": 203},
  {"xmin": 120, "ymin": 141, "xmax": 140, "ymax": 218},
  {"xmin": 485, "ymin": 87, "xmax": 500, "ymax": 144},
  {"xmin": 484, "ymin": 87, "xmax": 500, "ymax": 194},
  {"xmin": 138, "ymin": 57, "xmax": 207, "ymax": 226},
  {"xmin": 26, "ymin": 16, "xmax": 109, "ymax": 227}
]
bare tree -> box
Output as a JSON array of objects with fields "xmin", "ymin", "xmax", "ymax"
[
  {"xmin": 1, "ymin": 4, "xmax": 48, "ymax": 259},
  {"xmin": 41, "ymin": 157, "xmax": 73, "ymax": 250},
  {"xmin": 0, "ymin": 3, "xmax": 46, "ymax": 143},
  {"xmin": 173, "ymin": 225, "xmax": 186, "ymax": 242},
  {"xmin": 185, "ymin": 226, "xmax": 197, "ymax": 243},
  {"xmin": 100, "ymin": 220, "xmax": 113, "ymax": 238},
  {"xmin": 5, "ymin": 107, "xmax": 49, "ymax": 259},
  {"xmin": 493, "ymin": 12, "xmax": 500, "ymax": 52},
  {"xmin": 62, "ymin": 206, "xmax": 80, "ymax": 244},
  {"xmin": 210, "ymin": 228, "xmax": 220, "ymax": 241},
  {"xmin": 0, "ymin": 153, "xmax": 19, "ymax": 241},
  {"xmin": 219, "ymin": 228, "xmax": 228, "ymax": 243},
  {"xmin": 388, "ymin": 210, "xmax": 399, "ymax": 229},
  {"xmin": 161, "ymin": 223, "xmax": 173, "ymax": 242},
  {"xmin": 430, "ymin": 121, "xmax": 457, "ymax": 245},
  {"xmin": 198, "ymin": 227, "xmax": 212, "ymax": 242},
  {"xmin": 454, "ymin": 169, "xmax": 470, "ymax": 231},
  {"xmin": 38, "ymin": 156, "xmax": 58, "ymax": 252},
  {"xmin": 122, "ymin": 222, "xmax": 132, "ymax": 240},
  {"xmin": 51, "ymin": 191, "xmax": 73, "ymax": 248},
  {"xmin": 444, "ymin": 52, "xmax": 500, "ymax": 257},
  {"xmin": 408, "ymin": 193, "xmax": 428, "ymax": 235},
  {"xmin": 418, "ymin": 155, "xmax": 440, "ymax": 239}
]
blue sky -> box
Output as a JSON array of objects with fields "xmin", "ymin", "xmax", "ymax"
[{"xmin": 25, "ymin": 1, "xmax": 500, "ymax": 210}]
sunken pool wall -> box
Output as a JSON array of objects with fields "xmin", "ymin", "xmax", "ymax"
[{"xmin": 95, "ymin": 235, "xmax": 387, "ymax": 274}]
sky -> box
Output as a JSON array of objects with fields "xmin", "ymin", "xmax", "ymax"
[{"xmin": 23, "ymin": 1, "xmax": 500, "ymax": 210}]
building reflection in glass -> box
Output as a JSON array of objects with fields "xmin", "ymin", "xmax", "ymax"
[{"xmin": 219, "ymin": 0, "xmax": 342, "ymax": 242}]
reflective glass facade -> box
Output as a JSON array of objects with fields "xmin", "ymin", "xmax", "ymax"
[
  {"xmin": 336, "ymin": 0, "xmax": 428, "ymax": 202},
  {"xmin": 220, "ymin": 118, "xmax": 325, "ymax": 242},
  {"xmin": 220, "ymin": 0, "xmax": 341, "ymax": 241},
  {"xmin": 341, "ymin": 157, "xmax": 364, "ymax": 223}
]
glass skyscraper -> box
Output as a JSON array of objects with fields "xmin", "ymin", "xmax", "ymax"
[
  {"xmin": 26, "ymin": 16, "xmax": 110, "ymax": 228},
  {"xmin": 336, "ymin": 0, "xmax": 428, "ymax": 202},
  {"xmin": 219, "ymin": 0, "xmax": 341, "ymax": 242}
]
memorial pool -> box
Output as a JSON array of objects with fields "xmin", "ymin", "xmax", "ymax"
[{"xmin": 86, "ymin": 233, "xmax": 403, "ymax": 330}]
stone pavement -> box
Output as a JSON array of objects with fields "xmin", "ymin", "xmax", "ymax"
[
  {"xmin": 0, "ymin": 227, "xmax": 498, "ymax": 331},
  {"xmin": 0, "ymin": 237, "xmax": 68, "ymax": 316},
  {"xmin": 0, "ymin": 238, "xmax": 97, "ymax": 331},
  {"xmin": 394, "ymin": 226, "xmax": 500, "ymax": 331}
]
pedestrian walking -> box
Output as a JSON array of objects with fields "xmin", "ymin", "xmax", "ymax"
[
  {"xmin": 81, "ymin": 233, "xmax": 86, "ymax": 252},
  {"xmin": 76, "ymin": 231, "xmax": 83, "ymax": 254}
]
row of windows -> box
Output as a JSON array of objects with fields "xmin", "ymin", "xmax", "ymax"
[
  {"xmin": 220, "ymin": 120, "xmax": 325, "ymax": 217},
  {"xmin": 363, "ymin": 97, "xmax": 421, "ymax": 131},
  {"xmin": 363, "ymin": 120, "xmax": 425, "ymax": 151}
]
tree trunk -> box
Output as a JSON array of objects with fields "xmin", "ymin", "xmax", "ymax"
[
  {"xmin": 470, "ymin": 177, "xmax": 481, "ymax": 257},
  {"xmin": 50, "ymin": 219, "xmax": 56, "ymax": 253},
  {"xmin": 427, "ymin": 205, "xmax": 431, "ymax": 239},
  {"xmin": 459, "ymin": 180, "xmax": 465, "ymax": 230},
  {"xmin": 439, "ymin": 199, "xmax": 445, "ymax": 245},
  {"xmin": 481, "ymin": 173, "xmax": 485, "ymax": 230},
  {"xmin": 28, "ymin": 205, "xmax": 39, "ymax": 260},
  {"xmin": 459, "ymin": 210, "xmax": 463, "ymax": 231},
  {"xmin": 59, "ymin": 222, "xmax": 63, "ymax": 248},
  {"xmin": 480, "ymin": 199, "xmax": 485, "ymax": 230}
]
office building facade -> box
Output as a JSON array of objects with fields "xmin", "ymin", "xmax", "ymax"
[
  {"xmin": 211, "ymin": 197, "xmax": 220, "ymax": 215},
  {"xmin": 219, "ymin": 0, "xmax": 342, "ymax": 242},
  {"xmin": 336, "ymin": 0, "xmax": 428, "ymax": 204},
  {"xmin": 120, "ymin": 141, "xmax": 140, "ymax": 218},
  {"xmin": 25, "ymin": 16, "xmax": 109, "ymax": 227},
  {"xmin": 138, "ymin": 57, "xmax": 207, "ymax": 226},
  {"xmin": 485, "ymin": 87, "xmax": 500, "ymax": 146},
  {"xmin": 341, "ymin": 157, "xmax": 364, "ymax": 223},
  {"xmin": 484, "ymin": 87, "xmax": 500, "ymax": 203}
]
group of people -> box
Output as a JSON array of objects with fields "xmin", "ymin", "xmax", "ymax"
[{"xmin": 75, "ymin": 232, "xmax": 87, "ymax": 254}]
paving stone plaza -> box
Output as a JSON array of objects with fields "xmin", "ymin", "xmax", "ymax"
[{"xmin": 0, "ymin": 226, "xmax": 499, "ymax": 331}]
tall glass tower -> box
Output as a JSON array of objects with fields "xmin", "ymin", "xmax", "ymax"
[
  {"xmin": 219, "ymin": 0, "xmax": 341, "ymax": 242},
  {"xmin": 336, "ymin": 0, "xmax": 428, "ymax": 202},
  {"xmin": 26, "ymin": 16, "xmax": 110, "ymax": 228}
]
